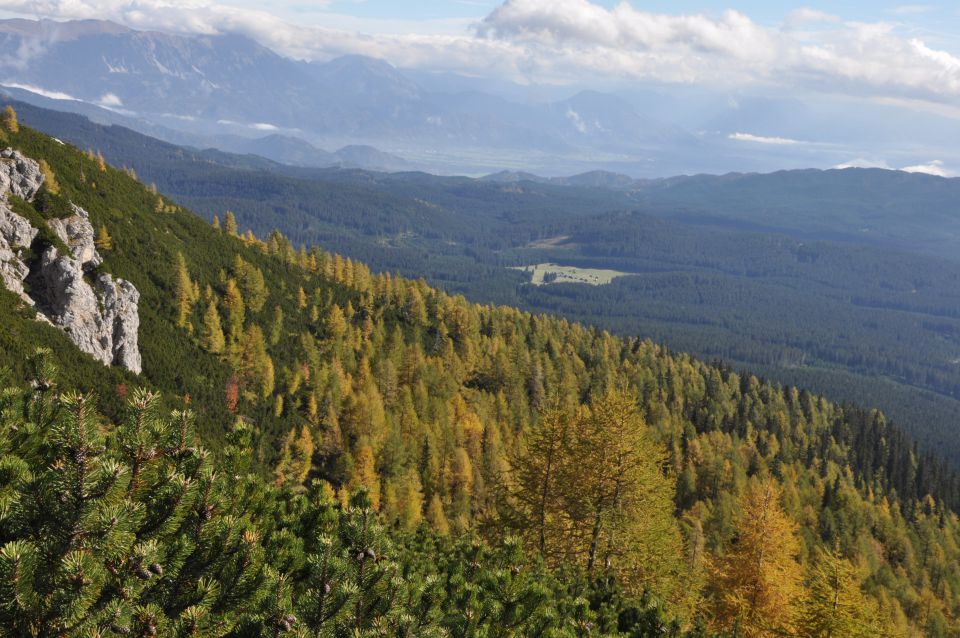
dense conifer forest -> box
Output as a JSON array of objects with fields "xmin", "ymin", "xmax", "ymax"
[
  {"xmin": 15, "ymin": 100, "xmax": 960, "ymax": 467},
  {"xmin": 6, "ymin": 112, "xmax": 960, "ymax": 635}
]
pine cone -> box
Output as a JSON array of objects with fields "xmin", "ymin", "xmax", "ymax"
[
  {"xmin": 135, "ymin": 567, "xmax": 152, "ymax": 580},
  {"xmin": 323, "ymin": 582, "xmax": 332, "ymax": 594},
  {"xmin": 148, "ymin": 563, "xmax": 163, "ymax": 576},
  {"xmin": 284, "ymin": 615, "xmax": 297, "ymax": 625},
  {"xmin": 365, "ymin": 548, "xmax": 376, "ymax": 559},
  {"xmin": 110, "ymin": 625, "xmax": 131, "ymax": 635},
  {"xmin": 277, "ymin": 619, "xmax": 291, "ymax": 632}
]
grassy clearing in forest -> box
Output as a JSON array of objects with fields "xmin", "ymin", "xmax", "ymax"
[{"xmin": 511, "ymin": 262, "xmax": 630, "ymax": 286}]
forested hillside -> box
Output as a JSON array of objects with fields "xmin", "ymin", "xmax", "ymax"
[
  {"xmin": 15, "ymin": 100, "xmax": 960, "ymax": 468},
  {"xmin": 5, "ymin": 112, "xmax": 960, "ymax": 635}
]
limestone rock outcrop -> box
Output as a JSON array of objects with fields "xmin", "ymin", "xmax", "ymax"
[
  {"xmin": 48, "ymin": 205, "xmax": 103, "ymax": 268},
  {"xmin": 37, "ymin": 245, "xmax": 141, "ymax": 373},
  {"xmin": 0, "ymin": 205, "xmax": 37, "ymax": 298},
  {"xmin": 0, "ymin": 148, "xmax": 141, "ymax": 374},
  {"xmin": 0, "ymin": 149, "xmax": 44, "ymax": 200}
]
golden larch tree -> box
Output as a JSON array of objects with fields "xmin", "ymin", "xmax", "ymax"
[
  {"xmin": 174, "ymin": 252, "xmax": 195, "ymax": 329},
  {"xmin": 200, "ymin": 299, "xmax": 226, "ymax": 354},
  {"xmin": 710, "ymin": 478, "xmax": 804, "ymax": 637},
  {"xmin": 798, "ymin": 545, "xmax": 882, "ymax": 638},
  {"xmin": 1, "ymin": 105, "xmax": 18, "ymax": 133}
]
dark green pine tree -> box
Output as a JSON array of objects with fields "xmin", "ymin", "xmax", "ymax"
[
  {"xmin": 431, "ymin": 534, "xmax": 594, "ymax": 637},
  {"xmin": 0, "ymin": 349, "xmax": 273, "ymax": 637},
  {"xmin": 293, "ymin": 489, "xmax": 445, "ymax": 638}
]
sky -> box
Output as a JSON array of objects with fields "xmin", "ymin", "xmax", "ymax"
[
  {"xmin": 193, "ymin": 1, "xmax": 960, "ymax": 51},
  {"xmin": 5, "ymin": 0, "xmax": 960, "ymax": 92}
]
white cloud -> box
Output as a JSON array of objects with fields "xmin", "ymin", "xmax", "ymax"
[
  {"xmin": 251, "ymin": 122, "xmax": 278, "ymax": 131},
  {"xmin": 833, "ymin": 158, "xmax": 892, "ymax": 169},
  {"xmin": 0, "ymin": 81, "xmax": 80, "ymax": 101},
  {"xmin": 474, "ymin": 0, "xmax": 960, "ymax": 99},
  {"xmin": 4, "ymin": 0, "xmax": 960, "ymax": 109},
  {"xmin": 729, "ymin": 132, "xmax": 803, "ymax": 145},
  {"xmin": 832, "ymin": 158, "xmax": 956, "ymax": 175},
  {"xmin": 783, "ymin": 8, "xmax": 840, "ymax": 30},
  {"xmin": 566, "ymin": 108, "xmax": 587, "ymax": 133},
  {"xmin": 900, "ymin": 159, "xmax": 955, "ymax": 176},
  {"xmin": 98, "ymin": 92, "xmax": 122, "ymax": 106}
]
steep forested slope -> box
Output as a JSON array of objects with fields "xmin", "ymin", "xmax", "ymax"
[
  {"xmin": 15, "ymin": 99, "xmax": 960, "ymax": 468},
  {"xmin": 4, "ymin": 113, "xmax": 960, "ymax": 634}
]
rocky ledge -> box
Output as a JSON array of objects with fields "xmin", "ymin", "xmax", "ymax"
[{"xmin": 0, "ymin": 149, "xmax": 141, "ymax": 374}]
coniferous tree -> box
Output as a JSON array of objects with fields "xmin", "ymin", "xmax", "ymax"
[
  {"xmin": 505, "ymin": 403, "xmax": 570, "ymax": 559},
  {"xmin": 224, "ymin": 278, "xmax": 246, "ymax": 342},
  {"xmin": 798, "ymin": 545, "xmax": 881, "ymax": 638},
  {"xmin": 1, "ymin": 105, "xmax": 18, "ymax": 133},
  {"xmin": 174, "ymin": 252, "xmax": 195, "ymax": 329},
  {"xmin": 95, "ymin": 224, "xmax": 113, "ymax": 251},
  {"xmin": 224, "ymin": 211, "xmax": 239, "ymax": 236},
  {"xmin": 269, "ymin": 304, "xmax": 284, "ymax": 346},
  {"xmin": 38, "ymin": 159, "xmax": 59, "ymax": 194},
  {"xmin": 200, "ymin": 299, "xmax": 226, "ymax": 353},
  {"xmin": 569, "ymin": 391, "xmax": 688, "ymax": 606},
  {"xmin": 234, "ymin": 255, "xmax": 268, "ymax": 314},
  {"xmin": 0, "ymin": 351, "xmax": 271, "ymax": 637},
  {"xmin": 275, "ymin": 425, "xmax": 315, "ymax": 488},
  {"xmin": 710, "ymin": 479, "xmax": 804, "ymax": 637}
]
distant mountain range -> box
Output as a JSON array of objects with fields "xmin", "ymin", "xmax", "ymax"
[{"xmin": 0, "ymin": 17, "xmax": 814, "ymax": 175}]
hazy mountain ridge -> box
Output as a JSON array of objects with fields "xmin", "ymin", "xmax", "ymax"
[{"xmin": 0, "ymin": 18, "xmax": 714, "ymax": 175}]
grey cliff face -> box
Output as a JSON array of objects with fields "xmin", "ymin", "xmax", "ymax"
[
  {"xmin": 0, "ymin": 149, "xmax": 45, "ymax": 200},
  {"xmin": 0, "ymin": 148, "xmax": 142, "ymax": 373},
  {"xmin": 96, "ymin": 275, "xmax": 141, "ymax": 372},
  {"xmin": 47, "ymin": 204, "xmax": 103, "ymax": 268},
  {"xmin": 0, "ymin": 204, "xmax": 37, "ymax": 298},
  {"xmin": 37, "ymin": 245, "xmax": 142, "ymax": 373}
]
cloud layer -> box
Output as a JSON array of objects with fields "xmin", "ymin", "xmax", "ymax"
[
  {"xmin": 729, "ymin": 133, "xmax": 803, "ymax": 146},
  {"xmin": 4, "ymin": 0, "xmax": 960, "ymax": 106}
]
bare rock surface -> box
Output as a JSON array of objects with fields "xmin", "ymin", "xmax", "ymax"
[
  {"xmin": 0, "ymin": 149, "xmax": 44, "ymax": 200},
  {"xmin": 0, "ymin": 148, "xmax": 141, "ymax": 373},
  {"xmin": 48, "ymin": 204, "xmax": 103, "ymax": 268}
]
